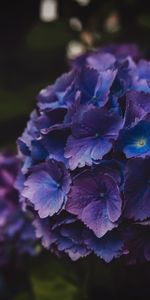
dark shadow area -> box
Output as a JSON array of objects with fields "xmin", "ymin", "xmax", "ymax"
[{"xmin": 1, "ymin": 0, "xmax": 150, "ymax": 147}]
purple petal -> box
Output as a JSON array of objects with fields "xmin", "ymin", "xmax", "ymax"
[
  {"xmin": 22, "ymin": 160, "xmax": 71, "ymax": 218},
  {"xmin": 66, "ymin": 169, "xmax": 122, "ymax": 237},
  {"xmin": 33, "ymin": 218, "xmax": 56, "ymax": 249},
  {"xmin": 124, "ymin": 157, "xmax": 150, "ymax": 221},
  {"xmin": 81, "ymin": 200, "xmax": 117, "ymax": 238},
  {"xmin": 65, "ymin": 106, "xmax": 123, "ymax": 169},
  {"xmin": 84, "ymin": 229, "xmax": 124, "ymax": 262}
]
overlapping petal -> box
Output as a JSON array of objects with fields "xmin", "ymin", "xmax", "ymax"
[
  {"xmin": 22, "ymin": 160, "xmax": 71, "ymax": 218},
  {"xmin": 66, "ymin": 167, "xmax": 122, "ymax": 237},
  {"xmin": 65, "ymin": 106, "xmax": 123, "ymax": 169}
]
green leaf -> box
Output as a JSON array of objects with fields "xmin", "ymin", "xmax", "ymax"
[
  {"xmin": 13, "ymin": 292, "xmax": 34, "ymax": 300},
  {"xmin": 31, "ymin": 275, "xmax": 77, "ymax": 300},
  {"xmin": 30, "ymin": 254, "xmax": 79, "ymax": 300},
  {"xmin": 138, "ymin": 14, "xmax": 150, "ymax": 29}
]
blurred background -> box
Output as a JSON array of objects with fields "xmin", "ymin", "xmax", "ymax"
[
  {"xmin": 1, "ymin": 0, "xmax": 150, "ymax": 150},
  {"xmin": 1, "ymin": 1, "xmax": 150, "ymax": 299}
]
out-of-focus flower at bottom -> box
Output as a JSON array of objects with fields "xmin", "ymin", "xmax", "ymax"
[{"xmin": 0, "ymin": 153, "xmax": 39, "ymax": 266}]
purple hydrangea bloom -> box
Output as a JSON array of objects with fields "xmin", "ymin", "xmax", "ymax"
[
  {"xmin": 101, "ymin": 44, "xmax": 141, "ymax": 61},
  {"xmin": 66, "ymin": 165, "xmax": 122, "ymax": 237},
  {"xmin": 132, "ymin": 59, "xmax": 150, "ymax": 93},
  {"xmin": 125, "ymin": 91, "xmax": 150, "ymax": 124},
  {"xmin": 124, "ymin": 157, "xmax": 150, "ymax": 221},
  {"xmin": 33, "ymin": 213, "xmax": 91, "ymax": 261},
  {"xmin": 122, "ymin": 224, "xmax": 150, "ymax": 264},
  {"xmin": 0, "ymin": 153, "xmax": 38, "ymax": 266},
  {"xmin": 65, "ymin": 105, "xmax": 123, "ymax": 169},
  {"xmin": 22, "ymin": 160, "xmax": 71, "ymax": 218},
  {"xmin": 116, "ymin": 120, "xmax": 150, "ymax": 158},
  {"xmin": 17, "ymin": 44, "xmax": 150, "ymax": 263},
  {"xmin": 33, "ymin": 212, "xmax": 124, "ymax": 262},
  {"xmin": 84, "ymin": 228, "xmax": 124, "ymax": 263}
]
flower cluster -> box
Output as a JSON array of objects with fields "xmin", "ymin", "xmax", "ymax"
[
  {"xmin": 0, "ymin": 153, "xmax": 37, "ymax": 266},
  {"xmin": 17, "ymin": 44, "xmax": 150, "ymax": 263}
]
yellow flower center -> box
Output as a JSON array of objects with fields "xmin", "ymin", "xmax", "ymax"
[{"xmin": 136, "ymin": 138, "xmax": 147, "ymax": 148}]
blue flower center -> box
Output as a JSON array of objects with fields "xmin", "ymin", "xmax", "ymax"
[
  {"xmin": 56, "ymin": 182, "xmax": 60, "ymax": 188},
  {"xmin": 92, "ymin": 96, "xmax": 97, "ymax": 102},
  {"xmin": 95, "ymin": 133, "xmax": 99, "ymax": 138}
]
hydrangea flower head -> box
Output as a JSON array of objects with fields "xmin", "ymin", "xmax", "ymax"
[{"xmin": 17, "ymin": 44, "xmax": 150, "ymax": 263}]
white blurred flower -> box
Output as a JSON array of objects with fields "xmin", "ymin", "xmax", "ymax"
[
  {"xmin": 69, "ymin": 17, "xmax": 82, "ymax": 31},
  {"xmin": 67, "ymin": 40, "xmax": 85, "ymax": 59},
  {"xmin": 40, "ymin": 0, "xmax": 58, "ymax": 22},
  {"xmin": 74, "ymin": 0, "xmax": 90, "ymax": 6}
]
